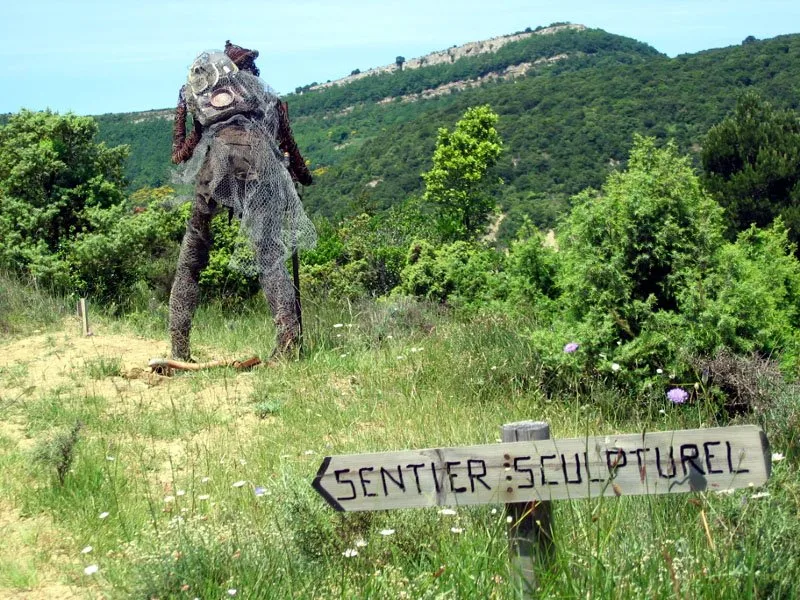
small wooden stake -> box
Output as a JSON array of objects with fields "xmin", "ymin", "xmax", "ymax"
[
  {"xmin": 77, "ymin": 298, "xmax": 92, "ymax": 337},
  {"xmin": 501, "ymin": 421, "xmax": 554, "ymax": 597}
]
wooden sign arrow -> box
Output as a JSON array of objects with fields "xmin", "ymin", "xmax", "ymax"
[{"xmin": 312, "ymin": 425, "xmax": 770, "ymax": 512}]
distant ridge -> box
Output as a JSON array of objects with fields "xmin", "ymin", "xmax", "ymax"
[{"xmin": 308, "ymin": 23, "xmax": 585, "ymax": 91}]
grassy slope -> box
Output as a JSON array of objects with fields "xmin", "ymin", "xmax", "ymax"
[{"xmin": 0, "ymin": 280, "xmax": 798, "ymax": 598}]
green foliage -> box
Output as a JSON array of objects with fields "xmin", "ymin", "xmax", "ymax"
[
  {"xmin": 397, "ymin": 239, "xmax": 506, "ymax": 307},
  {"xmin": 66, "ymin": 189, "xmax": 188, "ymax": 307},
  {"xmin": 0, "ymin": 110, "xmax": 128, "ymax": 288},
  {"xmin": 559, "ymin": 136, "xmax": 725, "ymax": 334},
  {"xmin": 552, "ymin": 136, "xmax": 800, "ymax": 389},
  {"xmin": 504, "ymin": 218, "xmax": 558, "ymax": 305},
  {"xmin": 197, "ymin": 211, "xmax": 260, "ymax": 301},
  {"xmin": 422, "ymin": 105, "xmax": 503, "ymax": 240},
  {"xmin": 31, "ymin": 421, "xmax": 83, "ymax": 485},
  {"xmin": 84, "ymin": 356, "xmax": 122, "ymax": 379},
  {"xmin": 92, "ymin": 31, "xmax": 800, "ymax": 238},
  {"xmin": 95, "ymin": 110, "xmax": 173, "ymax": 189},
  {"xmin": 702, "ymin": 91, "xmax": 800, "ymax": 243},
  {"xmin": 680, "ymin": 220, "xmax": 800, "ymax": 370},
  {"xmin": 302, "ymin": 199, "xmax": 431, "ymax": 300}
]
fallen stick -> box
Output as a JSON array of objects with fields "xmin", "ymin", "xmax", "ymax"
[{"xmin": 148, "ymin": 356, "xmax": 262, "ymax": 373}]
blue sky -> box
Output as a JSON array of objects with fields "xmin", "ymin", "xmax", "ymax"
[{"xmin": 1, "ymin": 0, "xmax": 798, "ymax": 115}]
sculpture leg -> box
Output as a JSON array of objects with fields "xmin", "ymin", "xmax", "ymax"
[
  {"xmin": 258, "ymin": 242, "xmax": 300, "ymax": 359},
  {"xmin": 169, "ymin": 175, "xmax": 215, "ymax": 360}
]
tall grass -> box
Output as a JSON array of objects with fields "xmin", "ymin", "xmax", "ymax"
[
  {"xmin": 0, "ymin": 271, "xmax": 72, "ymax": 337},
  {"xmin": 0, "ymin": 283, "xmax": 797, "ymax": 598}
]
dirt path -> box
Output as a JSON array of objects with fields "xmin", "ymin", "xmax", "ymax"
[{"xmin": 0, "ymin": 319, "xmax": 259, "ymax": 598}]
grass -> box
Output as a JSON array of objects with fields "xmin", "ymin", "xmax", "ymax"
[
  {"xmin": 0, "ymin": 282, "xmax": 798, "ymax": 598},
  {"xmin": 0, "ymin": 271, "xmax": 72, "ymax": 338}
]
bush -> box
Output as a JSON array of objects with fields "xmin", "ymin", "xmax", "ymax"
[
  {"xmin": 397, "ymin": 239, "xmax": 506, "ymax": 307},
  {"xmin": 66, "ymin": 190, "xmax": 188, "ymax": 308},
  {"xmin": 555, "ymin": 136, "xmax": 726, "ymax": 379},
  {"xmin": 679, "ymin": 220, "xmax": 800, "ymax": 371}
]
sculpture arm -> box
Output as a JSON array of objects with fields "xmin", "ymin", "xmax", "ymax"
[
  {"xmin": 171, "ymin": 87, "xmax": 203, "ymax": 164},
  {"xmin": 276, "ymin": 100, "xmax": 312, "ymax": 185}
]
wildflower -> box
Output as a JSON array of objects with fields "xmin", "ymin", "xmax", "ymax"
[
  {"xmin": 98, "ymin": 512, "xmax": 109, "ymax": 519},
  {"xmin": 611, "ymin": 363, "xmax": 621, "ymax": 372},
  {"xmin": 342, "ymin": 548, "xmax": 359, "ymax": 557},
  {"xmin": 197, "ymin": 494, "xmax": 210, "ymax": 501},
  {"xmin": 83, "ymin": 564, "xmax": 99, "ymax": 575},
  {"xmin": 772, "ymin": 453, "xmax": 785, "ymax": 462},
  {"xmin": 163, "ymin": 496, "xmax": 175, "ymax": 503},
  {"xmin": 751, "ymin": 491, "xmax": 770, "ymax": 499},
  {"xmin": 254, "ymin": 486, "xmax": 267, "ymax": 497},
  {"xmin": 450, "ymin": 527, "xmax": 464, "ymax": 534},
  {"xmin": 379, "ymin": 529, "xmax": 395, "ymax": 536},
  {"xmin": 354, "ymin": 538, "xmax": 368, "ymax": 548},
  {"xmin": 438, "ymin": 508, "xmax": 457, "ymax": 516},
  {"xmin": 506, "ymin": 516, "xmax": 513, "ymax": 524},
  {"xmin": 238, "ymin": 459, "xmax": 247, "ymax": 466},
  {"xmin": 490, "ymin": 508, "xmax": 497, "ymax": 515},
  {"xmin": 340, "ymin": 354, "xmax": 348, "ymax": 358},
  {"xmin": 176, "ymin": 490, "xmax": 186, "ymax": 497},
  {"xmin": 227, "ymin": 589, "xmax": 237, "ymax": 596},
  {"xmin": 231, "ymin": 480, "xmax": 247, "ymax": 488},
  {"xmin": 667, "ymin": 388, "xmax": 689, "ymax": 404},
  {"xmin": 105, "ymin": 456, "xmax": 115, "ymax": 461},
  {"xmin": 563, "ymin": 342, "xmax": 579, "ymax": 353},
  {"xmin": 81, "ymin": 546, "xmax": 93, "ymax": 554},
  {"xmin": 333, "ymin": 323, "xmax": 344, "ymax": 328},
  {"xmin": 303, "ymin": 450, "xmax": 315, "ymax": 456},
  {"xmin": 396, "ymin": 355, "xmax": 406, "ymax": 360},
  {"xmin": 201, "ymin": 476, "xmax": 211, "ymax": 483},
  {"xmin": 656, "ymin": 368, "xmax": 663, "ymax": 374}
]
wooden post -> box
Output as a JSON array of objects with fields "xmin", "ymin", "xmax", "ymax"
[
  {"xmin": 77, "ymin": 298, "xmax": 92, "ymax": 337},
  {"xmin": 501, "ymin": 421, "xmax": 554, "ymax": 597}
]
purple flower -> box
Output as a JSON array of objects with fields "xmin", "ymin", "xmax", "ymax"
[
  {"xmin": 667, "ymin": 388, "xmax": 689, "ymax": 404},
  {"xmin": 563, "ymin": 342, "xmax": 580, "ymax": 354},
  {"xmin": 254, "ymin": 486, "xmax": 267, "ymax": 497}
]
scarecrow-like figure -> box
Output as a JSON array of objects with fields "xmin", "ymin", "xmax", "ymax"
[{"xmin": 169, "ymin": 41, "xmax": 315, "ymax": 361}]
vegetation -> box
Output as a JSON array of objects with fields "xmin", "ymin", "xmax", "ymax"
[
  {"xmin": 95, "ymin": 30, "xmax": 800, "ymax": 240},
  {"xmin": 702, "ymin": 91, "xmax": 800, "ymax": 245},
  {"xmin": 422, "ymin": 105, "xmax": 503, "ymax": 240},
  {"xmin": 2, "ymin": 24, "xmax": 800, "ymax": 599},
  {"xmin": 1, "ymin": 280, "xmax": 799, "ymax": 598}
]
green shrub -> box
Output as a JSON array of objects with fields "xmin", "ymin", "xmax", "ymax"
[
  {"xmin": 555, "ymin": 136, "xmax": 726, "ymax": 380},
  {"xmin": 679, "ymin": 220, "xmax": 800, "ymax": 371},
  {"xmin": 398, "ymin": 239, "xmax": 506, "ymax": 307}
]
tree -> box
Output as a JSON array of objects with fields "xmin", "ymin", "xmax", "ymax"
[
  {"xmin": 395, "ymin": 56, "xmax": 405, "ymax": 71},
  {"xmin": 559, "ymin": 135, "xmax": 725, "ymax": 339},
  {"xmin": 702, "ymin": 92, "xmax": 800, "ymax": 243},
  {"xmin": 0, "ymin": 110, "xmax": 128, "ymax": 286},
  {"xmin": 421, "ymin": 105, "xmax": 503, "ymax": 240}
]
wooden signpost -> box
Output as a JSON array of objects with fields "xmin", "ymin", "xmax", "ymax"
[
  {"xmin": 77, "ymin": 298, "xmax": 92, "ymax": 337},
  {"xmin": 313, "ymin": 424, "xmax": 770, "ymax": 512},
  {"xmin": 313, "ymin": 422, "xmax": 770, "ymax": 596}
]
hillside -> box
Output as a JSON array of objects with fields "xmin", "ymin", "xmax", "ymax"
[
  {"xmin": 304, "ymin": 23, "xmax": 586, "ymax": 91},
  {"xmin": 93, "ymin": 26, "xmax": 800, "ymax": 235}
]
